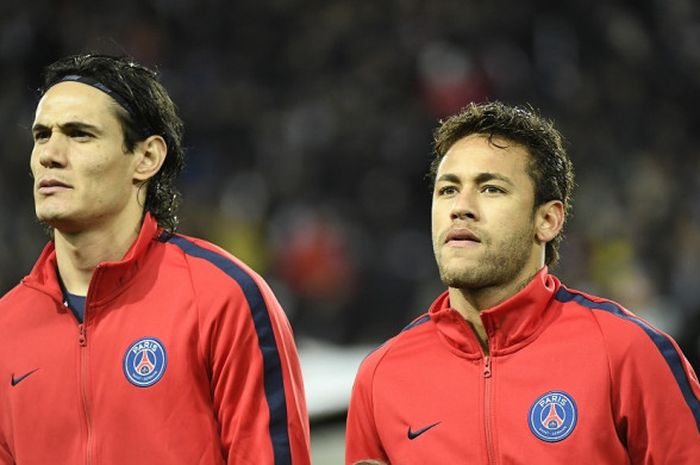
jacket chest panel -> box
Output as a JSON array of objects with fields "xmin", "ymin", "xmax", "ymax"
[
  {"xmin": 373, "ymin": 350, "xmax": 486, "ymax": 464},
  {"xmin": 3, "ymin": 288, "xmax": 225, "ymax": 464},
  {"xmin": 371, "ymin": 330, "xmax": 629, "ymax": 465}
]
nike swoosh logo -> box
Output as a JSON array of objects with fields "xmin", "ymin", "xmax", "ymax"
[
  {"xmin": 407, "ymin": 421, "xmax": 441, "ymax": 440},
  {"xmin": 11, "ymin": 369, "xmax": 38, "ymax": 387}
]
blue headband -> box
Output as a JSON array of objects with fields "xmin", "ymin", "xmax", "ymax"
[
  {"xmin": 58, "ymin": 74, "xmax": 136, "ymax": 116},
  {"xmin": 56, "ymin": 74, "xmax": 152, "ymax": 137}
]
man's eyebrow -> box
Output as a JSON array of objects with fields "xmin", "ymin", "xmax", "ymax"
[
  {"xmin": 435, "ymin": 173, "xmax": 461, "ymax": 184},
  {"xmin": 474, "ymin": 172, "xmax": 514, "ymax": 186},
  {"xmin": 31, "ymin": 123, "xmax": 49, "ymax": 133},
  {"xmin": 436, "ymin": 172, "xmax": 515, "ymax": 186},
  {"xmin": 31, "ymin": 121, "xmax": 103, "ymax": 134}
]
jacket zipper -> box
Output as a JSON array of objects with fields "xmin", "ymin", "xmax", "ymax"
[
  {"xmin": 79, "ymin": 324, "xmax": 94, "ymax": 465},
  {"xmin": 483, "ymin": 355, "xmax": 495, "ymax": 465}
]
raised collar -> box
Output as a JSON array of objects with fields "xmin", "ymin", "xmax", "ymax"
[
  {"xmin": 22, "ymin": 213, "xmax": 162, "ymax": 307},
  {"xmin": 429, "ymin": 268, "xmax": 561, "ymax": 358}
]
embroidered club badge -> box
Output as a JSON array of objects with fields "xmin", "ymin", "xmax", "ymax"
[
  {"xmin": 123, "ymin": 337, "xmax": 167, "ymax": 387},
  {"xmin": 528, "ymin": 390, "xmax": 578, "ymax": 442}
]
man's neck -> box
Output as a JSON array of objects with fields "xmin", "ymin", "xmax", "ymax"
[
  {"xmin": 448, "ymin": 270, "xmax": 540, "ymax": 354},
  {"xmin": 54, "ymin": 216, "xmax": 143, "ymax": 296}
]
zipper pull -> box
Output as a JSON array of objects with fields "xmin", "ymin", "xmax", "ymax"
[
  {"xmin": 78, "ymin": 324, "xmax": 87, "ymax": 346},
  {"xmin": 483, "ymin": 356, "xmax": 492, "ymax": 378}
]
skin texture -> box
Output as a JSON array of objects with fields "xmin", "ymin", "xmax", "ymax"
[
  {"xmin": 431, "ymin": 134, "xmax": 563, "ymax": 350},
  {"xmin": 30, "ymin": 81, "xmax": 166, "ymax": 295}
]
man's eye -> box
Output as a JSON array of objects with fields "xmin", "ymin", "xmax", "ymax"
[
  {"xmin": 482, "ymin": 185, "xmax": 505, "ymax": 194},
  {"xmin": 33, "ymin": 131, "xmax": 50, "ymax": 142},
  {"xmin": 70, "ymin": 130, "xmax": 93, "ymax": 139},
  {"xmin": 438, "ymin": 186, "xmax": 457, "ymax": 195}
]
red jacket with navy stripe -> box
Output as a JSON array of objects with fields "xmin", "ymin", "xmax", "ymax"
[
  {"xmin": 0, "ymin": 214, "xmax": 311, "ymax": 465},
  {"xmin": 345, "ymin": 268, "xmax": 700, "ymax": 465}
]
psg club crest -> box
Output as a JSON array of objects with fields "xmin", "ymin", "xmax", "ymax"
[
  {"xmin": 123, "ymin": 337, "xmax": 167, "ymax": 387},
  {"xmin": 528, "ymin": 391, "xmax": 578, "ymax": 442}
]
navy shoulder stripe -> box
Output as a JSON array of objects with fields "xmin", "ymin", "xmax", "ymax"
[
  {"xmin": 556, "ymin": 287, "xmax": 700, "ymax": 433},
  {"xmin": 401, "ymin": 314, "xmax": 431, "ymax": 333},
  {"xmin": 163, "ymin": 234, "xmax": 292, "ymax": 465}
]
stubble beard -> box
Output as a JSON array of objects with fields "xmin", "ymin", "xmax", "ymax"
[{"xmin": 435, "ymin": 222, "xmax": 535, "ymax": 291}]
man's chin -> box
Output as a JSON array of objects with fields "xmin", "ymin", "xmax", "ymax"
[
  {"xmin": 37, "ymin": 212, "xmax": 64, "ymax": 227},
  {"xmin": 35, "ymin": 212, "xmax": 80, "ymax": 235},
  {"xmin": 440, "ymin": 269, "xmax": 486, "ymax": 289},
  {"xmin": 443, "ymin": 277, "xmax": 488, "ymax": 290},
  {"xmin": 438, "ymin": 259, "xmax": 513, "ymax": 289}
]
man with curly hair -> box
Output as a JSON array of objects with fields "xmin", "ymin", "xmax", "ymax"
[
  {"xmin": 346, "ymin": 101, "xmax": 700, "ymax": 464},
  {"xmin": 0, "ymin": 54, "xmax": 311, "ymax": 465}
]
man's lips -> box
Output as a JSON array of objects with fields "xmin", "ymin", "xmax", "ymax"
[
  {"xmin": 37, "ymin": 178, "xmax": 71, "ymax": 193},
  {"xmin": 444, "ymin": 228, "xmax": 481, "ymax": 245}
]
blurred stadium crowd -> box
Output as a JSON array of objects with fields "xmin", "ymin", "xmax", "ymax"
[{"xmin": 1, "ymin": 0, "xmax": 699, "ymax": 368}]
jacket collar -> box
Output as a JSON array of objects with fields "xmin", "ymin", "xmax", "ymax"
[
  {"xmin": 22, "ymin": 213, "xmax": 162, "ymax": 307},
  {"xmin": 429, "ymin": 267, "xmax": 561, "ymax": 357}
]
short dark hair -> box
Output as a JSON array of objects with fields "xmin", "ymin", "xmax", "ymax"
[
  {"xmin": 430, "ymin": 101, "xmax": 574, "ymax": 266},
  {"xmin": 39, "ymin": 54, "xmax": 185, "ymax": 232}
]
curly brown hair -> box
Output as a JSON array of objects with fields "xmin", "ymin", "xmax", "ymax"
[{"xmin": 429, "ymin": 101, "xmax": 575, "ymax": 266}]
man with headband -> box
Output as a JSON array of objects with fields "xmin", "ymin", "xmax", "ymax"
[{"xmin": 0, "ymin": 54, "xmax": 311, "ymax": 465}]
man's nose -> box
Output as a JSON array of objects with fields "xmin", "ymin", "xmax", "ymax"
[
  {"xmin": 450, "ymin": 191, "xmax": 478, "ymax": 221},
  {"xmin": 37, "ymin": 132, "xmax": 68, "ymax": 168}
]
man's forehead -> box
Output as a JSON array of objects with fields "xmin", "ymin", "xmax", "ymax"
[
  {"xmin": 439, "ymin": 134, "xmax": 530, "ymax": 172},
  {"xmin": 450, "ymin": 132, "xmax": 526, "ymax": 153},
  {"xmin": 35, "ymin": 81, "xmax": 118, "ymax": 123}
]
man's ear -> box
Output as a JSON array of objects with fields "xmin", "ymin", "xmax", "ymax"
[
  {"xmin": 535, "ymin": 200, "xmax": 565, "ymax": 244},
  {"xmin": 133, "ymin": 135, "xmax": 167, "ymax": 183}
]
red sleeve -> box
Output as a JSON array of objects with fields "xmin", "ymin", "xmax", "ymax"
[
  {"xmin": 603, "ymin": 314, "xmax": 700, "ymax": 464},
  {"xmin": 254, "ymin": 276, "xmax": 311, "ymax": 465},
  {"xmin": 193, "ymin": 252, "xmax": 311, "ymax": 465},
  {"xmin": 0, "ymin": 438, "xmax": 11, "ymax": 465},
  {"xmin": 345, "ymin": 348, "xmax": 390, "ymax": 465},
  {"xmin": 0, "ymin": 370, "xmax": 13, "ymax": 464}
]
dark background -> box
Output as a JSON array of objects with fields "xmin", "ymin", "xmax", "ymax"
[{"xmin": 2, "ymin": 0, "xmax": 699, "ymax": 371}]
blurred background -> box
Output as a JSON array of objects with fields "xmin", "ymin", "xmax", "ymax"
[{"xmin": 2, "ymin": 0, "xmax": 700, "ymax": 462}]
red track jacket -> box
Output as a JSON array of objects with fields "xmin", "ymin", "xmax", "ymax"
[
  {"xmin": 0, "ymin": 214, "xmax": 311, "ymax": 465},
  {"xmin": 346, "ymin": 269, "xmax": 700, "ymax": 464}
]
